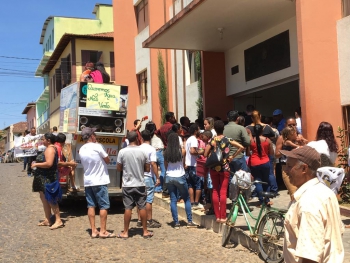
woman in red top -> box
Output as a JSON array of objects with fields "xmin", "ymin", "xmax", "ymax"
[{"xmin": 249, "ymin": 124, "xmax": 274, "ymax": 206}]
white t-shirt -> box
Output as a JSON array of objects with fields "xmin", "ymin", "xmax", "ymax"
[
  {"xmin": 139, "ymin": 143, "xmax": 157, "ymax": 178},
  {"xmin": 166, "ymin": 161, "xmax": 185, "ymax": 178},
  {"xmin": 211, "ymin": 128, "xmax": 217, "ymax": 137},
  {"xmin": 151, "ymin": 135, "xmax": 164, "ymax": 149},
  {"xmin": 178, "ymin": 136, "xmax": 183, "ymax": 148},
  {"xmin": 79, "ymin": 143, "xmax": 109, "ymax": 187},
  {"xmin": 117, "ymin": 145, "xmax": 149, "ymax": 187},
  {"xmin": 185, "ymin": 135, "xmax": 198, "ymax": 167},
  {"xmin": 307, "ymin": 140, "xmax": 337, "ymax": 164}
]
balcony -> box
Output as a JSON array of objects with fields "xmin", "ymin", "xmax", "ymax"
[{"xmin": 37, "ymin": 108, "xmax": 49, "ymax": 127}]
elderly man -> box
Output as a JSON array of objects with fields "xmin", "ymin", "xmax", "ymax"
[
  {"xmin": 79, "ymin": 127, "xmax": 114, "ymax": 238},
  {"xmin": 280, "ymin": 146, "xmax": 344, "ymax": 263}
]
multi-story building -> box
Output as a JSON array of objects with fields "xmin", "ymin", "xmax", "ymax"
[
  {"xmin": 35, "ymin": 4, "xmax": 114, "ymax": 132},
  {"xmin": 114, "ymin": 0, "xmax": 349, "ymax": 141},
  {"xmin": 21, "ymin": 102, "xmax": 36, "ymax": 131}
]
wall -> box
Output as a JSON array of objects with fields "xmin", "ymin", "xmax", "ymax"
[
  {"xmin": 113, "ymin": 0, "xmax": 138, "ymax": 130},
  {"xmin": 296, "ymin": 0, "xmax": 342, "ymax": 140},
  {"xmin": 42, "ymin": 5, "xmax": 113, "ymax": 54},
  {"xmin": 202, "ymin": 51, "xmax": 232, "ymax": 119},
  {"xmin": 135, "ymin": 27, "xmax": 152, "ymax": 127},
  {"xmin": 337, "ymin": 15, "xmax": 350, "ymax": 106},
  {"xmin": 225, "ymin": 17, "xmax": 298, "ymax": 96},
  {"xmin": 75, "ymin": 39, "xmax": 114, "ymax": 82},
  {"xmin": 27, "ymin": 107, "xmax": 36, "ymax": 129}
]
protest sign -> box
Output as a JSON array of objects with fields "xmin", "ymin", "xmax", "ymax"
[
  {"xmin": 14, "ymin": 135, "xmax": 44, "ymax": 157},
  {"xmin": 86, "ymin": 83, "xmax": 121, "ymax": 111}
]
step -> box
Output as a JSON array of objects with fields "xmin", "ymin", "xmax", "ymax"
[{"xmin": 154, "ymin": 191, "xmax": 290, "ymax": 250}]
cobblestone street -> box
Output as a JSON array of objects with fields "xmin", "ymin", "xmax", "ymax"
[{"xmin": 0, "ymin": 163, "xmax": 264, "ymax": 263}]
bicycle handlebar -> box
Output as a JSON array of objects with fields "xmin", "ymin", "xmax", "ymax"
[{"xmin": 237, "ymin": 178, "xmax": 268, "ymax": 186}]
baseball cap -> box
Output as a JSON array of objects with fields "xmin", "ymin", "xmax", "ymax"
[
  {"xmin": 81, "ymin": 127, "xmax": 97, "ymax": 140},
  {"xmin": 273, "ymin": 109, "xmax": 283, "ymax": 116},
  {"xmin": 280, "ymin": 146, "xmax": 321, "ymax": 171}
]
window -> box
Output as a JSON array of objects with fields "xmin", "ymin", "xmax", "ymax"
[
  {"xmin": 342, "ymin": 105, "xmax": 350, "ymax": 146},
  {"xmin": 110, "ymin": 52, "xmax": 115, "ymax": 81},
  {"xmin": 137, "ymin": 70, "xmax": 148, "ymax": 104},
  {"xmin": 186, "ymin": 51, "xmax": 199, "ymax": 83},
  {"xmin": 81, "ymin": 50, "xmax": 103, "ymax": 66},
  {"xmin": 61, "ymin": 55, "xmax": 71, "ymax": 87},
  {"xmin": 136, "ymin": 0, "xmax": 149, "ymax": 33},
  {"xmin": 343, "ymin": 0, "xmax": 350, "ymax": 17}
]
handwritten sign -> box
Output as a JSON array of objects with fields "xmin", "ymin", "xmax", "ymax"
[
  {"xmin": 63, "ymin": 109, "xmax": 69, "ymax": 132},
  {"xmin": 14, "ymin": 135, "xmax": 44, "ymax": 157},
  {"xmin": 86, "ymin": 83, "xmax": 121, "ymax": 111}
]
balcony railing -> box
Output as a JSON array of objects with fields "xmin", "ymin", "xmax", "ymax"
[{"xmin": 37, "ymin": 108, "xmax": 49, "ymax": 127}]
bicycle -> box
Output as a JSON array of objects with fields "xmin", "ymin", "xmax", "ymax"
[{"xmin": 222, "ymin": 178, "xmax": 287, "ymax": 263}]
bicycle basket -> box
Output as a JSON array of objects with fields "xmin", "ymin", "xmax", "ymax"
[{"xmin": 233, "ymin": 170, "xmax": 252, "ymax": 189}]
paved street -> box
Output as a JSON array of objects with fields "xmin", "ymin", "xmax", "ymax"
[{"xmin": 0, "ymin": 163, "xmax": 264, "ymax": 263}]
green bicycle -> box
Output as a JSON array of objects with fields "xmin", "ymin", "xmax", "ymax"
[{"xmin": 222, "ymin": 178, "xmax": 287, "ymax": 263}]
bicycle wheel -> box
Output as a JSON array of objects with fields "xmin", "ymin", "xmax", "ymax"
[
  {"xmin": 221, "ymin": 203, "xmax": 239, "ymax": 247},
  {"xmin": 257, "ymin": 212, "xmax": 285, "ymax": 263}
]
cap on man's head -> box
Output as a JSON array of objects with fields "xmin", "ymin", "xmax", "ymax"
[
  {"xmin": 81, "ymin": 127, "xmax": 97, "ymax": 140},
  {"xmin": 280, "ymin": 146, "xmax": 321, "ymax": 171},
  {"xmin": 273, "ymin": 109, "xmax": 283, "ymax": 116}
]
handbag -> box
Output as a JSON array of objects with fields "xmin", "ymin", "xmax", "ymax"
[
  {"xmin": 44, "ymin": 148, "xmax": 62, "ymax": 205},
  {"xmin": 205, "ymin": 145, "xmax": 223, "ymax": 168},
  {"xmin": 45, "ymin": 177, "xmax": 62, "ymax": 205},
  {"xmin": 196, "ymin": 157, "xmax": 208, "ymax": 176}
]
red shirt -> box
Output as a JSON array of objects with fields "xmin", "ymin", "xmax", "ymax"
[
  {"xmin": 250, "ymin": 138, "xmax": 270, "ymax": 166},
  {"xmin": 159, "ymin": 122, "xmax": 173, "ymax": 148},
  {"xmin": 132, "ymin": 129, "xmax": 142, "ymax": 146}
]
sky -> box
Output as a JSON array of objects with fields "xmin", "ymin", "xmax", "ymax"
[{"xmin": 0, "ymin": 0, "xmax": 111, "ymax": 129}]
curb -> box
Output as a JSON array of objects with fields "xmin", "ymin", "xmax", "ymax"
[{"xmin": 153, "ymin": 193, "xmax": 259, "ymax": 251}]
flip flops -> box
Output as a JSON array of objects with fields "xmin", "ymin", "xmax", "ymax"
[
  {"xmin": 49, "ymin": 223, "xmax": 65, "ymax": 230},
  {"xmin": 143, "ymin": 231, "xmax": 154, "ymax": 239},
  {"xmin": 91, "ymin": 233, "xmax": 99, "ymax": 238},
  {"xmin": 99, "ymin": 232, "xmax": 116, "ymax": 239},
  {"xmin": 38, "ymin": 221, "xmax": 50, "ymax": 226},
  {"xmin": 117, "ymin": 233, "xmax": 128, "ymax": 240}
]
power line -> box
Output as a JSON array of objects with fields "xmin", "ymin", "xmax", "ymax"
[{"xmin": 0, "ymin": 55, "xmax": 40, "ymax": 61}]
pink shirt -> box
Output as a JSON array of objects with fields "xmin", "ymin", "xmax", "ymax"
[{"xmin": 90, "ymin": 70, "xmax": 103, "ymax": 83}]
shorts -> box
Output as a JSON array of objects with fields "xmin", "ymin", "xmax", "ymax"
[
  {"xmin": 85, "ymin": 185, "xmax": 110, "ymax": 210},
  {"xmin": 122, "ymin": 186, "xmax": 147, "ymax": 210},
  {"xmin": 145, "ymin": 176, "xmax": 155, "ymax": 204},
  {"xmin": 186, "ymin": 166, "xmax": 203, "ymax": 190}
]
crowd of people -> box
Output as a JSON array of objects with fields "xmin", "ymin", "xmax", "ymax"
[{"xmin": 27, "ymin": 104, "xmax": 345, "ymax": 261}]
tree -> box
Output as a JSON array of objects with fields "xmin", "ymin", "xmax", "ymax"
[{"xmin": 158, "ymin": 50, "xmax": 168, "ymax": 124}]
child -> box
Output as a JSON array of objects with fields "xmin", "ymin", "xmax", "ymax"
[
  {"xmin": 200, "ymin": 130, "xmax": 214, "ymax": 214},
  {"xmin": 281, "ymin": 126, "xmax": 299, "ymax": 150}
]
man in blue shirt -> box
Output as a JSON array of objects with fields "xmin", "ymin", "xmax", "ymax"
[{"xmin": 272, "ymin": 109, "xmax": 286, "ymax": 133}]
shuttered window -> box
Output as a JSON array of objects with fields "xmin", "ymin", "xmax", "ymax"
[{"xmin": 110, "ymin": 52, "xmax": 115, "ymax": 82}]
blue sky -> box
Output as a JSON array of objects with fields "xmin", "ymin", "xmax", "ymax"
[{"xmin": 0, "ymin": 0, "xmax": 111, "ymax": 129}]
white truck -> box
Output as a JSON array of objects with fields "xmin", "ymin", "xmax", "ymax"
[{"xmin": 58, "ymin": 81, "xmax": 128, "ymax": 199}]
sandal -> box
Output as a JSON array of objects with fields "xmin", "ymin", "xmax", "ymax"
[
  {"xmin": 117, "ymin": 233, "xmax": 128, "ymax": 239},
  {"xmin": 91, "ymin": 233, "xmax": 99, "ymax": 238}
]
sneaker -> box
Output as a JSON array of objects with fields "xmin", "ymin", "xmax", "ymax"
[
  {"xmin": 192, "ymin": 203, "xmax": 204, "ymax": 210},
  {"xmin": 137, "ymin": 220, "xmax": 142, "ymax": 227},
  {"xmin": 27, "ymin": 174, "xmax": 32, "ymax": 177},
  {"xmin": 187, "ymin": 222, "xmax": 198, "ymax": 228},
  {"xmin": 147, "ymin": 219, "xmax": 161, "ymax": 228},
  {"xmin": 174, "ymin": 223, "xmax": 180, "ymax": 230}
]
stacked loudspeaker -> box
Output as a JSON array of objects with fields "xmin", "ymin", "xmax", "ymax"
[{"xmin": 79, "ymin": 116, "xmax": 125, "ymax": 134}]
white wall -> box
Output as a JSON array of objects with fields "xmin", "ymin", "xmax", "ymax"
[
  {"xmin": 135, "ymin": 26, "xmax": 152, "ymax": 128},
  {"xmin": 225, "ymin": 17, "xmax": 299, "ymax": 96},
  {"xmin": 337, "ymin": 15, "xmax": 350, "ymax": 106}
]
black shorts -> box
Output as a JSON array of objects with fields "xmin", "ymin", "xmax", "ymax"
[{"xmin": 122, "ymin": 186, "xmax": 146, "ymax": 210}]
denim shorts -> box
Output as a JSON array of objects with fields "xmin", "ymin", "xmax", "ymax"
[
  {"xmin": 145, "ymin": 176, "xmax": 155, "ymax": 204},
  {"xmin": 186, "ymin": 166, "xmax": 203, "ymax": 190},
  {"xmin": 85, "ymin": 185, "xmax": 110, "ymax": 210}
]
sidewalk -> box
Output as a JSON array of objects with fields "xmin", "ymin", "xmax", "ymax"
[{"xmin": 154, "ymin": 190, "xmax": 350, "ymax": 260}]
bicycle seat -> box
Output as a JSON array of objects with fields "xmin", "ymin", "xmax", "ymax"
[{"xmin": 261, "ymin": 192, "xmax": 277, "ymax": 198}]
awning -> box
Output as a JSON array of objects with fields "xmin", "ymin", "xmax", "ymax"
[
  {"xmin": 36, "ymin": 86, "xmax": 50, "ymax": 103},
  {"xmin": 143, "ymin": 0, "xmax": 295, "ymax": 52}
]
